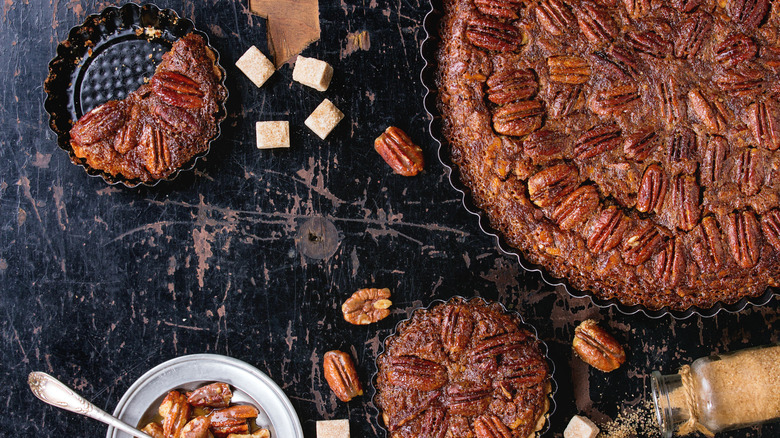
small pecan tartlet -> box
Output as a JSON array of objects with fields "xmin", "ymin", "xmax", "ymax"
[{"xmin": 375, "ymin": 297, "xmax": 552, "ymax": 438}]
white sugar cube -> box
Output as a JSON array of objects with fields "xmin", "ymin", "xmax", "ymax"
[
  {"xmin": 564, "ymin": 415, "xmax": 600, "ymax": 438},
  {"xmin": 305, "ymin": 99, "xmax": 344, "ymax": 139},
  {"xmin": 236, "ymin": 46, "xmax": 275, "ymax": 88},
  {"xmin": 316, "ymin": 419, "xmax": 350, "ymax": 438},
  {"xmin": 255, "ymin": 121, "xmax": 290, "ymax": 149},
  {"xmin": 292, "ymin": 56, "xmax": 334, "ymax": 91}
]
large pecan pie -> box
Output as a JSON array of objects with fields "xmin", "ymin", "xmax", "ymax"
[
  {"xmin": 437, "ymin": 0, "xmax": 780, "ymax": 310},
  {"xmin": 70, "ymin": 33, "xmax": 226, "ymax": 183},
  {"xmin": 375, "ymin": 298, "xmax": 551, "ymax": 437}
]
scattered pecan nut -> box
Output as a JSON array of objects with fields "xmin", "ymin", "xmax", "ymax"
[
  {"xmin": 323, "ymin": 350, "xmax": 364, "ymax": 402},
  {"xmin": 342, "ymin": 287, "xmax": 392, "ymax": 325},
  {"xmin": 374, "ymin": 126, "xmax": 425, "ymax": 176},
  {"xmin": 572, "ymin": 319, "xmax": 626, "ymax": 372}
]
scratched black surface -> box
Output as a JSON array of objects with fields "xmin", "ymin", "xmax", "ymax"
[{"xmin": 1, "ymin": 1, "xmax": 778, "ymax": 437}]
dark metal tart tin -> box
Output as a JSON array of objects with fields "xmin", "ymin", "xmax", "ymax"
[
  {"xmin": 419, "ymin": 0, "xmax": 778, "ymax": 319},
  {"xmin": 44, "ymin": 3, "xmax": 228, "ymax": 187},
  {"xmin": 371, "ymin": 296, "xmax": 557, "ymax": 437}
]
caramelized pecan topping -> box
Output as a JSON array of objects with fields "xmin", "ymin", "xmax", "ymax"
[
  {"xmin": 700, "ymin": 136, "xmax": 728, "ymax": 187},
  {"xmin": 589, "ymin": 84, "xmax": 640, "ymax": 116},
  {"xmin": 527, "ymin": 163, "xmax": 579, "ymax": 207},
  {"xmin": 728, "ymin": 0, "xmax": 770, "ymax": 27},
  {"xmin": 623, "ymin": 129, "xmax": 659, "ymax": 161},
  {"xmin": 474, "ymin": 0, "xmax": 524, "ymax": 20},
  {"xmin": 622, "ymin": 221, "xmax": 665, "ymax": 265},
  {"xmin": 524, "ymin": 129, "xmax": 567, "ymax": 164},
  {"xmin": 688, "ymin": 89, "xmax": 725, "ymax": 132},
  {"xmin": 552, "ymin": 185, "xmax": 600, "ymax": 230},
  {"xmin": 735, "ymin": 147, "xmax": 763, "ymax": 196},
  {"xmin": 474, "ymin": 414, "xmax": 512, "ymax": 438},
  {"xmin": 576, "ymin": 1, "xmax": 618, "ymax": 46},
  {"xmin": 70, "ymin": 100, "xmax": 128, "ymax": 146},
  {"xmin": 674, "ymin": 12, "xmax": 711, "ymax": 58},
  {"xmin": 548, "ymin": 55, "xmax": 591, "ymax": 84},
  {"xmin": 492, "ymin": 100, "xmax": 545, "ymax": 137},
  {"xmin": 725, "ymin": 210, "xmax": 762, "ymax": 269},
  {"xmin": 574, "ymin": 122, "xmax": 622, "ymax": 160},
  {"xmin": 636, "ymin": 164, "xmax": 668, "ymax": 214},
  {"xmin": 386, "ymin": 356, "xmax": 448, "ymax": 391},
  {"xmin": 486, "ymin": 68, "xmax": 538, "ymax": 104},
  {"xmin": 747, "ymin": 100, "xmax": 780, "ymax": 151},
  {"xmin": 713, "ymin": 66, "xmax": 763, "ymax": 96},
  {"xmin": 466, "ymin": 18, "xmax": 525, "ymax": 52},
  {"xmin": 668, "ymin": 127, "xmax": 697, "ymax": 162},
  {"xmin": 761, "ymin": 209, "xmax": 780, "ymax": 251},
  {"xmin": 535, "ymin": 0, "xmax": 576, "ymax": 36},
  {"xmin": 656, "ymin": 237, "xmax": 687, "ymax": 287},
  {"xmin": 714, "ymin": 34, "xmax": 758, "ymax": 67},
  {"xmin": 671, "ymin": 174, "xmax": 701, "ymax": 231},
  {"xmin": 588, "ymin": 206, "xmax": 628, "ymax": 253},
  {"xmin": 625, "ymin": 29, "xmax": 671, "ymax": 58},
  {"xmin": 441, "ymin": 304, "xmax": 474, "ymax": 354},
  {"xmin": 691, "ymin": 216, "xmax": 730, "ymax": 272}
]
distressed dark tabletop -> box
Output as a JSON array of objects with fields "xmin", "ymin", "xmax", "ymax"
[{"xmin": 1, "ymin": 1, "xmax": 778, "ymax": 437}]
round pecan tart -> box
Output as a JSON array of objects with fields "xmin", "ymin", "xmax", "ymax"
[
  {"xmin": 437, "ymin": 0, "xmax": 780, "ymax": 310},
  {"xmin": 375, "ymin": 298, "xmax": 551, "ymax": 438}
]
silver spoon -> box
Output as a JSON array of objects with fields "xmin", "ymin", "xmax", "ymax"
[{"xmin": 28, "ymin": 371, "xmax": 154, "ymax": 438}]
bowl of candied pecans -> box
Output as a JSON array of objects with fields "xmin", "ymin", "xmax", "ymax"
[{"xmin": 105, "ymin": 354, "xmax": 303, "ymax": 438}]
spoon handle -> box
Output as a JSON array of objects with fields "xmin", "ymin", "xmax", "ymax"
[{"xmin": 28, "ymin": 371, "xmax": 154, "ymax": 438}]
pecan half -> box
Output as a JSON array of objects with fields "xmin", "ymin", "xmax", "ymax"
[
  {"xmin": 113, "ymin": 103, "xmax": 141, "ymax": 154},
  {"xmin": 689, "ymin": 89, "xmax": 724, "ymax": 132},
  {"xmin": 576, "ymin": 1, "xmax": 618, "ymax": 46},
  {"xmin": 636, "ymin": 164, "xmax": 668, "ymax": 214},
  {"xmin": 658, "ymin": 76, "xmax": 686, "ymax": 127},
  {"xmin": 713, "ymin": 66, "xmax": 763, "ymax": 96},
  {"xmin": 573, "ymin": 319, "xmax": 626, "ymax": 372},
  {"xmin": 535, "ymin": 0, "xmax": 576, "ymax": 36},
  {"xmin": 466, "ymin": 18, "xmax": 525, "ymax": 52},
  {"xmin": 419, "ymin": 408, "xmax": 448, "ymax": 438},
  {"xmin": 474, "ymin": 0, "xmax": 524, "ymax": 20},
  {"xmin": 671, "ymin": 175, "xmax": 700, "ymax": 231},
  {"xmin": 492, "ymin": 100, "xmax": 544, "ymax": 137},
  {"xmin": 441, "ymin": 304, "xmax": 474, "ymax": 354},
  {"xmin": 761, "ymin": 209, "xmax": 780, "ymax": 251},
  {"xmin": 574, "ymin": 122, "xmax": 621, "ymax": 160},
  {"xmin": 623, "ymin": 0, "xmax": 650, "ymax": 17},
  {"xmin": 548, "ymin": 55, "xmax": 591, "ymax": 84},
  {"xmin": 524, "ymin": 129, "xmax": 567, "ymax": 165},
  {"xmin": 151, "ymin": 71, "xmax": 204, "ymax": 109},
  {"xmin": 622, "ymin": 221, "xmax": 664, "ymax": 265},
  {"xmin": 701, "ymin": 136, "xmax": 728, "ymax": 187},
  {"xmin": 655, "ymin": 238, "xmax": 686, "ymax": 288},
  {"xmin": 747, "ymin": 100, "xmax": 780, "ymax": 151},
  {"xmin": 160, "ymin": 390, "xmax": 191, "ymax": 438},
  {"xmin": 153, "ymin": 103, "xmax": 201, "ymax": 136},
  {"xmin": 487, "ymin": 68, "xmax": 538, "ymax": 104},
  {"xmin": 691, "ymin": 216, "xmax": 730, "ymax": 272},
  {"xmin": 735, "ymin": 147, "xmax": 763, "ymax": 196},
  {"xmin": 187, "ymin": 382, "xmax": 233, "ymax": 408},
  {"xmin": 675, "ymin": 13, "xmax": 711, "ymax": 59},
  {"xmin": 625, "ymin": 29, "xmax": 671, "ymax": 58},
  {"xmin": 527, "ymin": 163, "xmax": 579, "ymax": 207},
  {"xmin": 623, "ymin": 129, "xmax": 659, "ymax": 161},
  {"xmin": 468, "ymin": 331, "xmax": 531, "ymax": 361},
  {"xmin": 323, "ymin": 350, "xmax": 363, "ymax": 402},
  {"xmin": 725, "ymin": 210, "xmax": 762, "ymax": 269},
  {"xmin": 385, "ymin": 390, "xmax": 441, "ymax": 431},
  {"xmin": 386, "ymin": 355, "xmax": 447, "ymax": 391},
  {"xmin": 70, "ymin": 100, "xmax": 128, "ymax": 146},
  {"xmin": 548, "ymin": 84, "xmax": 583, "ymax": 118},
  {"xmin": 374, "ymin": 126, "xmax": 425, "ymax": 176},
  {"xmin": 139, "ymin": 124, "xmax": 171, "ymax": 176},
  {"xmin": 589, "ymin": 84, "xmax": 639, "ymax": 116},
  {"xmin": 714, "ymin": 34, "xmax": 758, "ymax": 67},
  {"xmin": 495, "ymin": 362, "xmax": 548, "ymax": 398},
  {"xmin": 342, "ymin": 287, "xmax": 392, "ymax": 325},
  {"xmin": 668, "ymin": 127, "xmax": 697, "ymax": 162},
  {"xmin": 728, "ymin": 0, "xmax": 769, "ymax": 27},
  {"xmin": 587, "ymin": 206, "xmax": 628, "ymax": 253},
  {"xmin": 445, "ymin": 384, "xmax": 492, "ymax": 416},
  {"xmin": 552, "ymin": 185, "xmax": 599, "ymax": 230},
  {"xmin": 208, "ymin": 405, "xmax": 259, "ymax": 437},
  {"xmin": 760, "ymin": 45, "xmax": 780, "ymax": 70},
  {"xmin": 474, "ymin": 414, "xmax": 512, "ymax": 438},
  {"xmin": 593, "ymin": 46, "xmax": 640, "ymax": 81}
]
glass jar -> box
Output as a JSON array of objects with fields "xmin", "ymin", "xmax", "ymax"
[{"xmin": 651, "ymin": 344, "xmax": 780, "ymax": 437}]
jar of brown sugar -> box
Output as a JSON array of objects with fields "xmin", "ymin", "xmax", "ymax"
[{"xmin": 650, "ymin": 344, "xmax": 780, "ymax": 437}]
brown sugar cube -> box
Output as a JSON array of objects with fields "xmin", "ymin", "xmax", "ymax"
[
  {"xmin": 236, "ymin": 46, "xmax": 275, "ymax": 88},
  {"xmin": 255, "ymin": 121, "xmax": 290, "ymax": 149},
  {"xmin": 305, "ymin": 99, "xmax": 344, "ymax": 139},
  {"xmin": 292, "ymin": 56, "xmax": 333, "ymax": 91},
  {"xmin": 564, "ymin": 415, "xmax": 600, "ymax": 438},
  {"xmin": 316, "ymin": 419, "xmax": 350, "ymax": 438}
]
